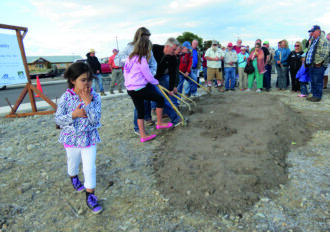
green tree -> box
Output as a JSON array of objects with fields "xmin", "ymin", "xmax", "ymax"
[
  {"xmin": 301, "ymin": 39, "xmax": 308, "ymax": 52},
  {"xmin": 176, "ymin": 32, "xmax": 203, "ymax": 49}
]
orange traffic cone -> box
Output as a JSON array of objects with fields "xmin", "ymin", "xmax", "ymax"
[{"xmin": 35, "ymin": 76, "xmax": 43, "ymax": 97}]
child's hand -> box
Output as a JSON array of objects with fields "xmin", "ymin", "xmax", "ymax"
[
  {"xmin": 80, "ymin": 87, "xmax": 92, "ymax": 105},
  {"xmin": 72, "ymin": 103, "xmax": 87, "ymax": 119}
]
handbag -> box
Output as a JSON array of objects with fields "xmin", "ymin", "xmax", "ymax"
[{"xmin": 244, "ymin": 60, "xmax": 255, "ymax": 74}]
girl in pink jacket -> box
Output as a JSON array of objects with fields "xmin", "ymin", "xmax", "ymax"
[{"xmin": 124, "ymin": 37, "xmax": 173, "ymax": 143}]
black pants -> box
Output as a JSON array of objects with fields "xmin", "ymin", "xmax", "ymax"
[
  {"xmin": 127, "ymin": 84, "xmax": 164, "ymax": 119},
  {"xmin": 290, "ymin": 69, "xmax": 300, "ymax": 92}
]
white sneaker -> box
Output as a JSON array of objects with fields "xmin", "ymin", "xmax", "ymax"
[
  {"xmin": 256, "ymin": 89, "xmax": 261, "ymax": 93},
  {"xmin": 245, "ymin": 88, "xmax": 251, "ymax": 92}
]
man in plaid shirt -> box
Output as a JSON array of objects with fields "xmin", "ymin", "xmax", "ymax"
[{"xmin": 305, "ymin": 25, "xmax": 330, "ymax": 102}]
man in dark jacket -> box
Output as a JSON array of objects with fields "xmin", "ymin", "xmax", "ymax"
[
  {"xmin": 86, "ymin": 49, "xmax": 106, "ymax": 96},
  {"xmin": 152, "ymin": 38, "xmax": 182, "ymax": 127}
]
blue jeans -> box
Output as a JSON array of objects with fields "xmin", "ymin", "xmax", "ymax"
[
  {"xmin": 300, "ymin": 82, "xmax": 308, "ymax": 95},
  {"xmin": 155, "ymin": 75, "xmax": 180, "ymax": 123},
  {"xmin": 309, "ymin": 66, "xmax": 326, "ymax": 98},
  {"xmin": 203, "ymin": 67, "xmax": 207, "ymax": 82},
  {"xmin": 133, "ymin": 101, "xmax": 152, "ymax": 132},
  {"xmin": 264, "ymin": 64, "xmax": 272, "ymax": 89},
  {"xmin": 184, "ymin": 69, "xmax": 198, "ymax": 96},
  {"xmin": 224, "ymin": 67, "xmax": 236, "ymax": 90},
  {"xmin": 92, "ymin": 73, "xmax": 104, "ymax": 92},
  {"xmin": 177, "ymin": 73, "xmax": 186, "ymax": 96}
]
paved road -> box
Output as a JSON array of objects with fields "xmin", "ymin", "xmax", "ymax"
[
  {"xmin": 0, "ymin": 82, "xmax": 67, "ymax": 107},
  {"xmin": 0, "ymin": 75, "xmax": 113, "ymax": 107}
]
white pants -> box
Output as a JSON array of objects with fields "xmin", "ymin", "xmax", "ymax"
[{"xmin": 65, "ymin": 145, "xmax": 97, "ymax": 189}]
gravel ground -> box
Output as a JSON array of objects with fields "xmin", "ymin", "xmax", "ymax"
[{"xmin": 0, "ymin": 86, "xmax": 329, "ymax": 232}]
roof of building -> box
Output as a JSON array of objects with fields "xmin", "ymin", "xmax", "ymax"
[{"xmin": 27, "ymin": 55, "xmax": 83, "ymax": 64}]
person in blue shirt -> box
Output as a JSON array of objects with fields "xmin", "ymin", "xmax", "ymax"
[{"xmin": 274, "ymin": 40, "xmax": 291, "ymax": 90}]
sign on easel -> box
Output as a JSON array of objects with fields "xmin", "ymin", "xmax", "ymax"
[
  {"xmin": 0, "ymin": 33, "xmax": 28, "ymax": 86},
  {"xmin": 0, "ymin": 24, "xmax": 57, "ymax": 118}
]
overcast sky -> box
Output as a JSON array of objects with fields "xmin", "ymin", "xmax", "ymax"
[{"xmin": 1, "ymin": 0, "xmax": 329, "ymax": 58}]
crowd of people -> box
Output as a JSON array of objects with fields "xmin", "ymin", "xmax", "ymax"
[{"xmin": 54, "ymin": 25, "xmax": 330, "ymax": 214}]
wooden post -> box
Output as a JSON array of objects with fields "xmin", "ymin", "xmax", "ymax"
[{"xmin": 0, "ymin": 24, "xmax": 57, "ymax": 117}]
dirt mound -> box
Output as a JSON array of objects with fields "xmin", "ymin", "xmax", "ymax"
[{"xmin": 153, "ymin": 93, "xmax": 310, "ymax": 216}]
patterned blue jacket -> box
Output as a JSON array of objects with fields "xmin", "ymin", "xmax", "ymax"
[{"xmin": 55, "ymin": 88, "xmax": 101, "ymax": 147}]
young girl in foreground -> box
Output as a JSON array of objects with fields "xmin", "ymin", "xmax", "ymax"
[
  {"xmin": 124, "ymin": 37, "xmax": 173, "ymax": 143},
  {"xmin": 55, "ymin": 62, "xmax": 102, "ymax": 214}
]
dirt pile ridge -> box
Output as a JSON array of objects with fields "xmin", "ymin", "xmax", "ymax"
[{"xmin": 153, "ymin": 93, "xmax": 310, "ymax": 216}]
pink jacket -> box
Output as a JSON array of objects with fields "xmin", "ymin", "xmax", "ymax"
[
  {"xmin": 248, "ymin": 49, "xmax": 266, "ymax": 74},
  {"xmin": 124, "ymin": 55, "xmax": 159, "ymax": 90}
]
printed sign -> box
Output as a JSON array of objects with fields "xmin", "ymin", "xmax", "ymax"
[{"xmin": 0, "ymin": 33, "xmax": 28, "ymax": 86}]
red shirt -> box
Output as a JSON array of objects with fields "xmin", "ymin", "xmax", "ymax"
[
  {"xmin": 179, "ymin": 52, "xmax": 193, "ymax": 73},
  {"xmin": 202, "ymin": 54, "xmax": 207, "ymax": 68},
  {"xmin": 108, "ymin": 54, "xmax": 120, "ymax": 69},
  {"xmin": 233, "ymin": 45, "xmax": 243, "ymax": 54}
]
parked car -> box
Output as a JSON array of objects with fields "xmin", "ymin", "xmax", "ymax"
[
  {"xmin": 75, "ymin": 59, "xmax": 112, "ymax": 75},
  {"xmin": 0, "ymin": 85, "xmax": 6, "ymax": 90},
  {"xmin": 29, "ymin": 69, "xmax": 57, "ymax": 79}
]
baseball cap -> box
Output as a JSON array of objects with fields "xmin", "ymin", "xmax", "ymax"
[
  {"xmin": 113, "ymin": 49, "xmax": 119, "ymax": 53},
  {"xmin": 182, "ymin": 41, "xmax": 192, "ymax": 50},
  {"xmin": 89, "ymin": 49, "xmax": 95, "ymax": 53},
  {"xmin": 308, "ymin": 25, "xmax": 321, "ymax": 33},
  {"xmin": 227, "ymin": 42, "xmax": 233, "ymax": 47},
  {"xmin": 212, "ymin": 40, "xmax": 219, "ymax": 45},
  {"xmin": 263, "ymin": 41, "xmax": 269, "ymax": 45}
]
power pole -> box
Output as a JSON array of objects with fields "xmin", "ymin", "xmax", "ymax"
[{"xmin": 115, "ymin": 36, "xmax": 119, "ymax": 50}]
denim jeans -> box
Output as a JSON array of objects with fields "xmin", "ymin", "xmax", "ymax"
[
  {"xmin": 177, "ymin": 73, "xmax": 186, "ymax": 96},
  {"xmin": 264, "ymin": 64, "xmax": 272, "ymax": 89},
  {"xmin": 154, "ymin": 75, "xmax": 180, "ymax": 123},
  {"xmin": 92, "ymin": 73, "xmax": 104, "ymax": 92},
  {"xmin": 276, "ymin": 65, "xmax": 288, "ymax": 89},
  {"xmin": 309, "ymin": 66, "xmax": 326, "ymax": 98},
  {"xmin": 184, "ymin": 69, "xmax": 198, "ymax": 96},
  {"xmin": 300, "ymin": 82, "xmax": 308, "ymax": 95},
  {"xmin": 203, "ymin": 67, "xmax": 207, "ymax": 82},
  {"xmin": 133, "ymin": 100, "xmax": 152, "ymax": 132},
  {"xmin": 224, "ymin": 67, "xmax": 236, "ymax": 90}
]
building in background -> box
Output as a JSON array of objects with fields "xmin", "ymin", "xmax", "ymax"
[{"xmin": 26, "ymin": 55, "xmax": 83, "ymax": 78}]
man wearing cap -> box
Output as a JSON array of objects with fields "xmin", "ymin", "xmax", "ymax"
[
  {"xmin": 224, "ymin": 42, "xmax": 238, "ymax": 91},
  {"xmin": 204, "ymin": 40, "xmax": 225, "ymax": 92},
  {"xmin": 86, "ymin": 49, "xmax": 106, "ymax": 96},
  {"xmin": 108, "ymin": 49, "xmax": 124, "ymax": 94},
  {"xmin": 177, "ymin": 41, "xmax": 193, "ymax": 96},
  {"xmin": 262, "ymin": 41, "xmax": 272, "ymax": 91},
  {"xmin": 237, "ymin": 46, "xmax": 249, "ymax": 90},
  {"xmin": 305, "ymin": 25, "xmax": 330, "ymax": 102}
]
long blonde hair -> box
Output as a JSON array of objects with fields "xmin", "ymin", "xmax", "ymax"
[
  {"xmin": 129, "ymin": 37, "xmax": 151, "ymax": 63},
  {"xmin": 132, "ymin": 27, "xmax": 151, "ymax": 45},
  {"xmin": 295, "ymin": 41, "xmax": 302, "ymax": 52}
]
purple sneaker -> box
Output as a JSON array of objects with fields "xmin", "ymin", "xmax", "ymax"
[
  {"xmin": 86, "ymin": 193, "xmax": 103, "ymax": 214},
  {"xmin": 71, "ymin": 176, "xmax": 85, "ymax": 193}
]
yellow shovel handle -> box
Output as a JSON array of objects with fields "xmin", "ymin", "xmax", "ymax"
[
  {"xmin": 175, "ymin": 91, "xmax": 197, "ymax": 107},
  {"xmin": 158, "ymin": 85, "xmax": 191, "ymax": 111},
  {"xmin": 179, "ymin": 71, "xmax": 211, "ymax": 94},
  {"xmin": 157, "ymin": 85, "xmax": 184, "ymax": 125}
]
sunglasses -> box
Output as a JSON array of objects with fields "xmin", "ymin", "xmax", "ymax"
[{"xmin": 295, "ymin": 45, "xmax": 300, "ymax": 47}]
